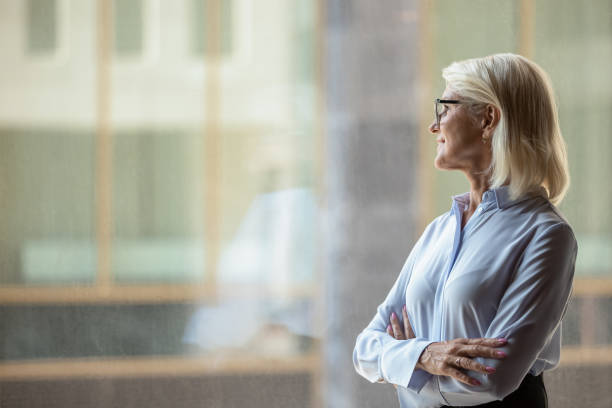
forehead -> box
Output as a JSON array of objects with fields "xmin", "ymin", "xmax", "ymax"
[{"xmin": 441, "ymin": 85, "xmax": 460, "ymax": 99}]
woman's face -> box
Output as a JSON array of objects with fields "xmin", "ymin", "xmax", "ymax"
[{"xmin": 429, "ymin": 87, "xmax": 491, "ymax": 173}]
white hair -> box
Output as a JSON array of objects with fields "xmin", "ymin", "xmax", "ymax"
[{"xmin": 442, "ymin": 53, "xmax": 569, "ymax": 205}]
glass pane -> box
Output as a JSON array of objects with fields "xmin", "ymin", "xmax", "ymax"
[
  {"xmin": 0, "ymin": 0, "xmax": 96, "ymax": 286},
  {"xmin": 194, "ymin": 0, "xmax": 321, "ymax": 360},
  {"xmin": 110, "ymin": 0, "xmax": 206, "ymax": 284},
  {"xmin": 0, "ymin": 130, "xmax": 96, "ymax": 285},
  {"xmin": 217, "ymin": 2, "xmax": 319, "ymax": 279},
  {"xmin": 534, "ymin": 0, "xmax": 612, "ymax": 278},
  {"xmin": 111, "ymin": 130, "xmax": 205, "ymax": 284}
]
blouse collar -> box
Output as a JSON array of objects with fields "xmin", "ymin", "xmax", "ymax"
[{"xmin": 451, "ymin": 185, "xmax": 548, "ymax": 211}]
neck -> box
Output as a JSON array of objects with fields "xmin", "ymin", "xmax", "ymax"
[{"xmin": 464, "ymin": 170, "xmax": 491, "ymax": 213}]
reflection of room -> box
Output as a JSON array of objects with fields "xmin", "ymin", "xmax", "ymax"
[
  {"xmin": 1, "ymin": 0, "xmax": 321, "ymax": 405},
  {"xmin": 184, "ymin": 186, "xmax": 319, "ymax": 354},
  {"xmin": 183, "ymin": 129, "xmax": 319, "ymax": 355}
]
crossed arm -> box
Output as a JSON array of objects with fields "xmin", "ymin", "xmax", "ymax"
[
  {"xmin": 385, "ymin": 306, "xmax": 506, "ymax": 389},
  {"xmin": 355, "ymin": 222, "xmax": 576, "ymax": 403}
]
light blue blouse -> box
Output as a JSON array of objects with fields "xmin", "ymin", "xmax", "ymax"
[{"xmin": 353, "ymin": 186, "xmax": 578, "ymax": 408}]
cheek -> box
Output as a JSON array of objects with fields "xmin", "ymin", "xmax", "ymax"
[
  {"xmin": 440, "ymin": 132, "xmax": 461, "ymax": 155},
  {"xmin": 442, "ymin": 118, "xmax": 477, "ymax": 153},
  {"xmin": 440, "ymin": 115, "xmax": 460, "ymax": 142}
]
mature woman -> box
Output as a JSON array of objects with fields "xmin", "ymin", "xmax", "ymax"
[{"xmin": 353, "ymin": 53, "xmax": 577, "ymax": 408}]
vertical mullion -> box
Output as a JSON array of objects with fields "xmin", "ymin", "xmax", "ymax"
[
  {"xmin": 204, "ymin": 0, "xmax": 221, "ymax": 296},
  {"xmin": 417, "ymin": 0, "xmax": 436, "ymax": 232},
  {"xmin": 579, "ymin": 296, "xmax": 597, "ymax": 345},
  {"xmin": 518, "ymin": 0, "xmax": 535, "ymax": 58},
  {"xmin": 96, "ymin": 0, "xmax": 112, "ymax": 290},
  {"xmin": 312, "ymin": 2, "xmax": 326, "ymax": 407},
  {"xmin": 314, "ymin": 0, "xmax": 327, "ymax": 217}
]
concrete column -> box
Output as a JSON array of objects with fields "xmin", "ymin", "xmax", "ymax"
[{"xmin": 324, "ymin": 1, "xmax": 422, "ymax": 406}]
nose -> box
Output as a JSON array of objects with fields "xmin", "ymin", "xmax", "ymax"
[{"xmin": 429, "ymin": 120, "xmax": 439, "ymax": 134}]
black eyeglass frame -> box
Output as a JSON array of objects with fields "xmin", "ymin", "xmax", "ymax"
[{"xmin": 434, "ymin": 98, "xmax": 462, "ymax": 128}]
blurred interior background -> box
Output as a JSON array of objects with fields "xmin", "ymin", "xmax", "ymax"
[{"xmin": 0, "ymin": 0, "xmax": 610, "ymax": 407}]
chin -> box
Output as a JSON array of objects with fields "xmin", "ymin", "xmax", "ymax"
[{"xmin": 434, "ymin": 155, "xmax": 447, "ymax": 170}]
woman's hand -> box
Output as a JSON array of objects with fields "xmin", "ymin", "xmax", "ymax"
[
  {"xmin": 386, "ymin": 305, "xmax": 415, "ymax": 390},
  {"xmin": 386, "ymin": 306, "xmax": 507, "ymax": 388},
  {"xmin": 386, "ymin": 305, "xmax": 415, "ymax": 340},
  {"xmin": 416, "ymin": 338, "xmax": 508, "ymax": 386}
]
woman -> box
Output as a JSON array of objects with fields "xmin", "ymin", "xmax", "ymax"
[{"xmin": 353, "ymin": 53, "xmax": 577, "ymax": 408}]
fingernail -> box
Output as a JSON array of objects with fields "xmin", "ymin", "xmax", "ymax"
[
  {"xmin": 496, "ymin": 351, "xmax": 507, "ymax": 357},
  {"xmin": 497, "ymin": 338, "xmax": 507, "ymax": 344},
  {"xmin": 391, "ymin": 312, "xmax": 397, "ymax": 320},
  {"xmin": 485, "ymin": 366, "xmax": 496, "ymax": 373},
  {"xmin": 402, "ymin": 305, "xmax": 406, "ymax": 312},
  {"xmin": 471, "ymin": 379, "xmax": 481, "ymax": 386},
  {"xmin": 387, "ymin": 324, "xmax": 391, "ymax": 331}
]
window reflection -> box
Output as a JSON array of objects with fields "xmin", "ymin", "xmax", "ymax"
[{"xmin": 183, "ymin": 187, "xmax": 319, "ymax": 355}]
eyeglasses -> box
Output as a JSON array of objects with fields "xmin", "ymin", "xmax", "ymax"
[{"xmin": 434, "ymin": 98, "xmax": 462, "ymax": 128}]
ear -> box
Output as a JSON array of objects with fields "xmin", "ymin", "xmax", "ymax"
[{"xmin": 481, "ymin": 105, "xmax": 500, "ymax": 136}]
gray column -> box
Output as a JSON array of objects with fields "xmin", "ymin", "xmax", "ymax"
[{"xmin": 324, "ymin": 1, "xmax": 422, "ymax": 407}]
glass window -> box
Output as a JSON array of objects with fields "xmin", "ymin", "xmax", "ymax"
[{"xmin": 1, "ymin": 3, "xmax": 321, "ymax": 406}]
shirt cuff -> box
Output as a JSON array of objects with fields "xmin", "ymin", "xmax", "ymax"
[{"xmin": 379, "ymin": 337, "xmax": 434, "ymax": 392}]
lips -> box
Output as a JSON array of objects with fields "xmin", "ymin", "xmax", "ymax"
[{"xmin": 436, "ymin": 138, "xmax": 445, "ymax": 143}]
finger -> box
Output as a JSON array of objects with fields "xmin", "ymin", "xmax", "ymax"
[
  {"xmin": 390, "ymin": 312, "xmax": 405, "ymax": 340},
  {"xmin": 448, "ymin": 355, "xmax": 496, "ymax": 375},
  {"xmin": 402, "ymin": 306, "xmax": 415, "ymax": 339},
  {"xmin": 386, "ymin": 324, "xmax": 394, "ymax": 337},
  {"xmin": 465, "ymin": 337, "xmax": 507, "ymax": 347},
  {"xmin": 446, "ymin": 367, "xmax": 481, "ymax": 387},
  {"xmin": 459, "ymin": 344, "xmax": 507, "ymax": 359}
]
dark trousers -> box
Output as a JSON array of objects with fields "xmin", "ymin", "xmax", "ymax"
[{"xmin": 442, "ymin": 373, "xmax": 547, "ymax": 408}]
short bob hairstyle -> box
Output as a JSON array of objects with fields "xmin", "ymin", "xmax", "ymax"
[{"xmin": 442, "ymin": 53, "xmax": 569, "ymax": 205}]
